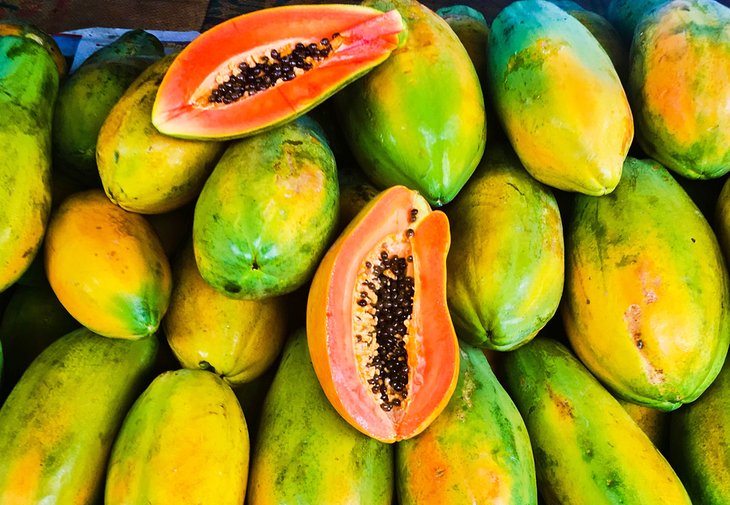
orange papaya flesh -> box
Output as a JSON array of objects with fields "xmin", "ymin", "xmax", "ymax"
[
  {"xmin": 307, "ymin": 185, "xmax": 459, "ymax": 443},
  {"xmin": 152, "ymin": 5, "xmax": 404, "ymax": 140}
]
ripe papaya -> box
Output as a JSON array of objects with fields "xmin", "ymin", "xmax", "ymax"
[
  {"xmin": 446, "ymin": 146, "xmax": 564, "ymax": 350},
  {"xmin": 193, "ymin": 115, "xmax": 339, "ymax": 299},
  {"xmin": 97, "ymin": 53, "xmax": 226, "ymax": 214},
  {"xmin": 629, "ymin": 0, "xmax": 730, "ymax": 179},
  {"xmin": 488, "ymin": 0, "xmax": 633, "ymax": 195},
  {"xmin": 606, "ymin": 0, "xmax": 671, "ymax": 42},
  {"xmin": 501, "ymin": 337, "xmax": 691, "ymax": 505},
  {"xmin": 435, "ymin": 5, "xmax": 488, "ymax": 85},
  {"xmin": 617, "ymin": 398, "xmax": 668, "ymax": 451},
  {"xmin": 563, "ymin": 157, "xmax": 730, "ymax": 409},
  {"xmin": 0, "ymin": 328, "xmax": 158, "ymax": 504},
  {"xmin": 247, "ymin": 329, "xmax": 393, "ymax": 504},
  {"xmin": 105, "ymin": 369, "xmax": 249, "ymax": 505},
  {"xmin": 336, "ymin": 0, "xmax": 486, "ymax": 206},
  {"xmin": 715, "ymin": 176, "xmax": 730, "ymax": 262},
  {"xmin": 396, "ymin": 342, "xmax": 537, "ymax": 504}
]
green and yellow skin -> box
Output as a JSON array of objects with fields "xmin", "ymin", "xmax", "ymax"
[
  {"xmin": 0, "ymin": 328, "xmax": 158, "ymax": 505},
  {"xmin": 0, "ymin": 27, "xmax": 60, "ymax": 293},
  {"xmin": 97, "ymin": 54, "xmax": 226, "ymax": 214},
  {"xmin": 617, "ymin": 398, "xmax": 668, "ymax": 451},
  {"xmin": 606, "ymin": 0, "xmax": 670, "ymax": 43},
  {"xmin": 53, "ymin": 29, "xmax": 164, "ymax": 186},
  {"xmin": 715, "ymin": 176, "xmax": 730, "ymax": 262},
  {"xmin": 336, "ymin": 0, "xmax": 486, "ymax": 207},
  {"xmin": 105, "ymin": 369, "xmax": 249, "ymax": 505},
  {"xmin": 193, "ymin": 116, "xmax": 339, "ymax": 299},
  {"xmin": 247, "ymin": 329, "xmax": 393, "ymax": 505},
  {"xmin": 629, "ymin": 0, "xmax": 730, "ymax": 179},
  {"xmin": 670, "ymin": 355, "xmax": 730, "ymax": 504},
  {"xmin": 435, "ymin": 5, "xmax": 489, "ymax": 84},
  {"xmin": 563, "ymin": 157, "xmax": 730, "ymax": 410},
  {"xmin": 446, "ymin": 146, "xmax": 563, "ymax": 351},
  {"xmin": 488, "ymin": 0, "xmax": 633, "ymax": 195},
  {"xmin": 396, "ymin": 342, "xmax": 537, "ymax": 504},
  {"xmin": 502, "ymin": 337, "xmax": 692, "ymax": 505}
]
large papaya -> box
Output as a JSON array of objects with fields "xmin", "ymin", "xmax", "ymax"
[
  {"xmin": 105, "ymin": 369, "xmax": 249, "ymax": 505},
  {"xmin": 247, "ymin": 329, "xmax": 393, "ymax": 504},
  {"xmin": 562, "ymin": 157, "xmax": 730, "ymax": 410},
  {"xmin": 396, "ymin": 342, "xmax": 537, "ymax": 504},
  {"xmin": 501, "ymin": 337, "xmax": 691, "ymax": 505},
  {"xmin": 629, "ymin": 0, "xmax": 730, "ymax": 179},
  {"xmin": 336, "ymin": 0, "xmax": 486, "ymax": 206},
  {"xmin": 0, "ymin": 328, "xmax": 158, "ymax": 504},
  {"xmin": 0, "ymin": 23, "xmax": 60, "ymax": 292},
  {"xmin": 488, "ymin": 0, "xmax": 633, "ymax": 195},
  {"xmin": 606, "ymin": 0, "xmax": 672, "ymax": 43}
]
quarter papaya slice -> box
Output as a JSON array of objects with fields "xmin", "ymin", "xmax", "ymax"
[
  {"xmin": 152, "ymin": 5, "xmax": 404, "ymax": 140},
  {"xmin": 307, "ymin": 185, "xmax": 459, "ymax": 443}
]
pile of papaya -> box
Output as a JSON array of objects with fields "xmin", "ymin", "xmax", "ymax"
[{"xmin": 0, "ymin": 0, "xmax": 729, "ymax": 502}]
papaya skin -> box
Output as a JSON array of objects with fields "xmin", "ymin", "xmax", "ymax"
[{"xmin": 0, "ymin": 20, "xmax": 67, "ymax": 77}]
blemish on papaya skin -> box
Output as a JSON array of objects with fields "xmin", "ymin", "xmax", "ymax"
[{"xmin": 546, "ymin": 385, "xmax": 574, "ymax": 419}]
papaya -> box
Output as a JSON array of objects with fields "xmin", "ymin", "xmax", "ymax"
[
  {"xmin": 193, "ymin": 115, "xmax": 339, "ymax": 299},
  {"xmin": 501, "ymin": 337, "xmax": 691, "ymax": 505},
  {"xmin": 152, "ymin": 5, "xmax": 404, "ymax": 140},
  {"xmin": 0, "ymin": 24, "xmax": 60, "ymax": 293},
  {"xmin": 164, "ymin": 243, "xmax": 287, "ymax": 384},
  {"xmin": 435, "ymin": 5, "xmax": 489, "ymax": 85},
  {"xmin": 247, "ymin": 329, "xmax": 393, "ymax": 504},
  {"xmin": 53, "ymin": 30, "xmax": 163, "ymax": 187},
  {"xmin": 606, "ymin": 0, "xmax": 669, "ymax": 42},
  {"xmin": 562, "ymin": 157, "xmax": 730, "ymax": 410},
  {"xmin": 670, "ymin": 355, "xmax": 730, "ymax": 504},
  {"xmin": 44, "ymin": 189, "xmax": 172, "ymax": 339},
  {"xmin": 617, "ymin": 398, "xmax": 668, "ymax": 451},
  {"xmin": 105, "ymin": 369, "xmax": 249, "ymax": 505},
  {"xmin": 715, "ymin": 176, "xmax": 730, "ymax": 262},
  {"xmin": 0, "ymin": 327, "xmax": 158, "ymax": 505},
  {"xmin": 307, "ymin": 185, "xmax": 459, "ymax": 442},
  {"xmin": 446, "ymin": 146, "xmax": 564, "ymax": 351},
  {"xmin": 396, "ymin": 342, "xmax": 537, "ymax": 504},
  {"xmin": 97, "ymin": 54, "xmax": 226, "ymax": 214},
  {"xmin": 628, "ymin": 0, "xmax": 730, "ymax": 179},
  {"xmin": 0, "ymin": 20, "xmax": 67, "ymax": 77},
  {"xmin": 336, "ymin": 0, "xmax": 486, "ymax": 206},
  {"xmin": 488, "ymin": 0, "xmax": 633, "ymax": 195}
]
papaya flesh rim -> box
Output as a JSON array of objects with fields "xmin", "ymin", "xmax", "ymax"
[
  {"xmin": 307, "ymin": 185, "xmax": 460, "ymax": 443},
  {"xmin": 152, "ymin": 5, "xmax": 404, "ymax": 140}
]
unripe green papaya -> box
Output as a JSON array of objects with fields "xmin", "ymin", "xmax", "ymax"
[
  {"xmin": 247, "ymin": 329, "xmax": 393, "ymax": 504},
  {"xmin": 0, "ymin": 328, "xmax": 158, "ymax": 504},
  {"xmin": 193, "ymin": 116, "xmax": 339, "ymax": 299},
  {"xmin": 502, "ymin": 337, "xmax": 691, "ymax": 505},
  {"xmin": 563, "ymin": 157, "xmax": 730, "ymax": 410},
  {"xmin": 396, "ymin": 342, "xmax": 537, "ymax": 504}
]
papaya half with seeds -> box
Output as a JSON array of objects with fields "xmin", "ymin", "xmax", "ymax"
[
  {"xmin": 307, "ymin": 185, "xmax": 459, "ymax": 443},
  {"xmin": 152, "ymin": 5, "xmax": 404, "ymax": 140}
]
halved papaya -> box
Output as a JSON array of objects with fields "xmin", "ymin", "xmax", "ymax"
[
  {"xmin": 152, "ymin": 5, "xmax": 404, "ymax": 140},
  {"xmin": 307, "ymin": 185, "xmax": 459, "ymax": 443}
]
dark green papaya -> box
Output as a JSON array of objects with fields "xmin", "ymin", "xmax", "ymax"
[{"xmin": 606, "ymin": 0, "xmax": 668, "ymax": 42}]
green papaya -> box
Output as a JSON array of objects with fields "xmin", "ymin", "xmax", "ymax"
[
  {"xmin": 435, "ymin": 5, "xmax": 489, "ymax": 85},
  {"xmin": 501, "ymin": 337, "xmax": 691, "ymax": 505},
  {"xmin": 606, "ymin": 0, "xmax": 668, "ymax": 42},
  {"xmin": 396, "ymin": 342, "xmax": 537, "ymax": 504},
  {"xmin": 247, "ymin": 329, "xmax": 393, "ymax": 504},
  {"xmin": 0, "ymin": 328, "xmax": 158, "ymax": 504},
  {"xmin": 336, "ymin": 0, "xmax": 486, "ymax": 206},
  {"xmin": 53, "ymin": 29, "xmax": 164, "ymax": 186},
  {"xmin": 193, "ymin": 116, "xmax": 339, "ymax": 299},
  {"xmin": 563, "ymin": 157, "xmax": 730, "ymax": 410},
  {"xmin": 0, "ymin": 25, "xmax": 60, "ymax": 293}
]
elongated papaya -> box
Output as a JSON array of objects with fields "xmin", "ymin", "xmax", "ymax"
[
  {"xmin": 501, "ymin": 337, "xmax": 691, "ymax": 505},
  {"xmin": 0, "ymin": 328, "xmax": 158, "ymax": 504},
  {"xmin": 247, "ymin": 329, "xmax": 393, "ymax": 504}
]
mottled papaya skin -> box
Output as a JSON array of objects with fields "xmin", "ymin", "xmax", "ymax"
[
  {"xmin": 617, "ymin": 398, "xmax": 668, "ymax": 451},
  {"xmin": 670, "ymin": 355, "xmax": 730, "ymax": 504},
  {"xmin": 105, "ymin": 369, "xmax": 249, "ymax": 505},
  {"xmin": 0, "ymin": 20, "xmax": 67, "ymax": 77},
  {"xmin": 629, "ymin": 0, "xmax": 730, "ymax": 179},
  {"xmin": 501, "ymin": 338, "xmax": 692, "ymax": 505},
  {"xmin": 606, "ymin": 0, "xmax": 670, "ymax": 43},
  {"xmin": 446, "ymin": 146, "xmax": 563, "ymax": 350},
  {"xmin": 0, "ymin": 32, "xmax": 59, "ymax": 293},
  {"xmin": 53, "ymin": 30, "xmax": 164, "ymax": 186},
  {"xmin": 488, "ymin": 0, "xmax": 633, "ymax": 195},
  {"xmin": 396, "ymin": 342, "xmax": 537, "ymax": 504},
  {"xmin": 0, "ymin": 328, "xmax": 158, "ymax": 505},
  {"xmin": 336, "ymin": 0, "xmax": 486, "ymax": 207},
  {"xmin": 247, "ymin": 329, "xmax": 393, "ymax": 505},
  {"xmin": 193, "ymin": 116, "xmax": 339, "ymax": 299},
  {"xmin": 562, "ymin": 157, "xmax": 730, "ymax": 410},
  {"xmin": 97, "ymin": 53, "xmax": 226, "ymax": 214}
]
